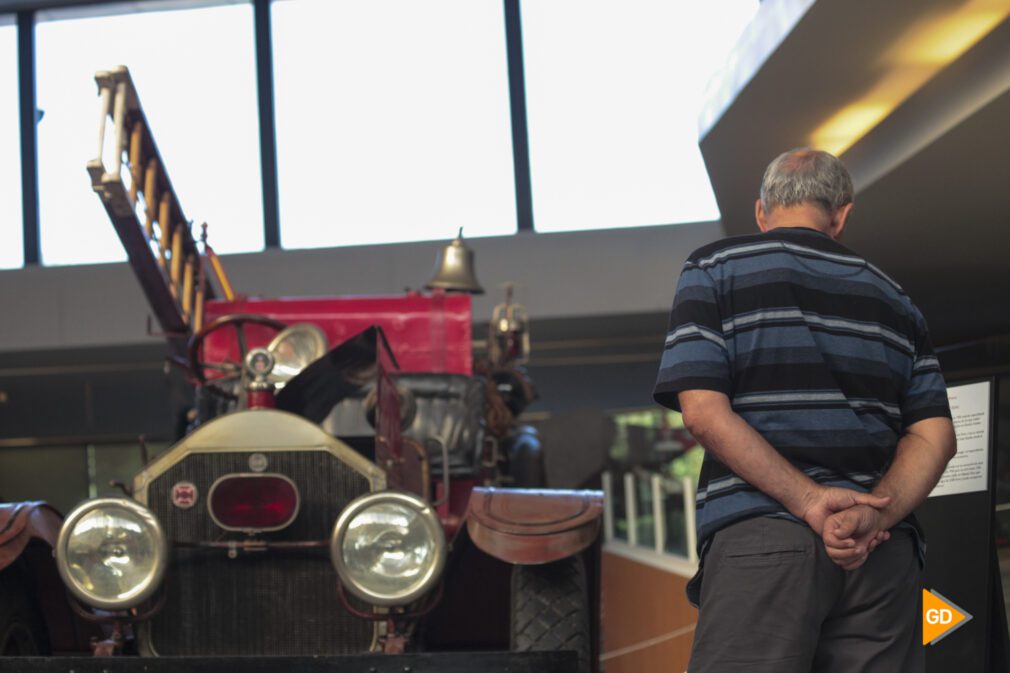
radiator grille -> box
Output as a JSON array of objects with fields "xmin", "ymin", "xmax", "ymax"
[{"xmin": 145, "ymin": 450, "xmax": 375, "ymax": 655}]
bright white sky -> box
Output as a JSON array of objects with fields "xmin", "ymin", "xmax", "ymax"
[
  {"xmin": 35, "ymin": 3, "xmax": 262, "ymax": 266},
  {"xmin": 273, "ymin": 0, "xmax": 517, "ymax": 249},
  {"xmin": 2, "ymin": 0, "xmax": 759, "ymax": 267},
  {"xmin": 522, "ymin": 0, "xmax": 758, "ymax": 232}
]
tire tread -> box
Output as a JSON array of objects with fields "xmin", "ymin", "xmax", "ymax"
[{"xmin": 510, "ymin": 556, "xmax": 590, "ymax": 672}]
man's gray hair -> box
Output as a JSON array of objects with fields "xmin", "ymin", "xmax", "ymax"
[{"xmin": 759, "ymin": 148, "xmax": 854, "ymax": 214}]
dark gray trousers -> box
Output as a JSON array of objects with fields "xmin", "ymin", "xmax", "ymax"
[{"xmin": 688, "ymin": 517, "xmax": 923, "ymax": 673}]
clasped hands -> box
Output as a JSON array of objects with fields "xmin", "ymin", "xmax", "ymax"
[{"xmin": 800, "ymin": 487, "xmax": 892, "ymax": 571}]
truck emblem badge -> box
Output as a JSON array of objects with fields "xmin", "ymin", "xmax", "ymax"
[
  {"xmin": 249, "ymin": 453, "xmax": 268, "ymax": 472},
  {"xmin": 171, "ymin": 481, "xmax": 198, "ymax": 509}
]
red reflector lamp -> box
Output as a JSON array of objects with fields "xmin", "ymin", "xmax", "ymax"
[{"xmin": 208, "ymin": 474, "xmax": 300, "ymax": 532}]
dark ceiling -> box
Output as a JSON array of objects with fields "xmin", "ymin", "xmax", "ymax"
[{"xmin": 699, "ymin": 0, "xmax": 1010, "ymax": 346}]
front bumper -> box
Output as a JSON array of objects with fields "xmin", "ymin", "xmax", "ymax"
[{"xmin": 6, "ymin": 652, "xmax": 577, "ymax": 673}]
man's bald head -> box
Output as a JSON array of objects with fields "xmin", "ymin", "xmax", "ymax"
[{"xmin": 759, "ymin": 148, "xmax": 854, "ymax": 216}]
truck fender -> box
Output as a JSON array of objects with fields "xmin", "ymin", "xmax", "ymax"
[
  {"xmin": 0, "ymin": 502, "xmax": 62, "ymax": 573},
  {"xmin": 465, "ymin": 487, "xmax": 602, "ymax": 565},
  {"xmin": 0, "ymin": 502, "xmax": 101, "ymax": 654}
]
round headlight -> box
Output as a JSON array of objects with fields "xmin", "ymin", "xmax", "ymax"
[
  {"xmin": 56, "ymin": 498, "xmax": 167, "ymax": 610},
  {"xmin": 331, "ymin": 492, "xmax": 446, "ymax": 606}
]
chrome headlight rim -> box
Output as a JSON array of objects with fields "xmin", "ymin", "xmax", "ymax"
[
  {"xmin": 330, "ymin": 491, "xmax": 446, "ymax": 607},
  {"xmin": 56, "ymin": 497, "xmax": 168, "ymax": 611}
]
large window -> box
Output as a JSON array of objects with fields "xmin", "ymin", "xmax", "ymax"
[
  {"xmin": 272, "ymin": 0, "xmax": 517, "ymax": 250},
  {"xmin": 521, "ymin": 0, "xmax": 759, "ymax": 232},
  {"xmin": 35, "ymin": 3, "xmax": 263, "ymax": 266},
  {"xmin": 0, "ymin": 22, "xmax": 21, "ymax": 269},
  {"xmin": 13, "ymin": 1, "xmax": 764, "ymax": 266}
]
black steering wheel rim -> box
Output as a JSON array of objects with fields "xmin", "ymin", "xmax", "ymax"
[{"xmin": 186, "ymin": 313, "xmax": 288, "ymax": 394}]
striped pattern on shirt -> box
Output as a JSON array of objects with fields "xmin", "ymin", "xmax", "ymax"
[{"xmin": 653, "ymin": 226, "xmax": 951, "ymax": 551}]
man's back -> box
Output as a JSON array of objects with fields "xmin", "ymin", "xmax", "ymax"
[{"xmin": 655, "ymin": 225, "xmax": 950, "ymax": 544}]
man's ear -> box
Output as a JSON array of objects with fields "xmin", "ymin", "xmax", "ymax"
[
  {"xmin": 829, "ymin": 202, "xmax": 854, "ymax": 240},
  {"xmin": 755, "ymin": 199, "xmax": 769, "ymax": 232}
]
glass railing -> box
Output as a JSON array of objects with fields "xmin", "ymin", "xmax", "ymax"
[{"xmin": 602, "ymin": 469, "xmax": 698, "ymax": 565}]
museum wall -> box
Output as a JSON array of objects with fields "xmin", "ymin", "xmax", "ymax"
[{"xmin": 0, "ymin": 220, "xmax": 722, "ymax": 352}]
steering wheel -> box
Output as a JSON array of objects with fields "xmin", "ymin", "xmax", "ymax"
[{"xmin": 187, "ymin": 314, "xmax": 288, "ymax": 398}]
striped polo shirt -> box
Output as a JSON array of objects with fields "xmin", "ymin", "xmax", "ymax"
[{"xmin": 653, "ymin": 226, "xmax": 951, "ymax": 553}]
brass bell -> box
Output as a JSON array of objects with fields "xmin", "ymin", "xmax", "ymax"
[{"xmin": 425, "ymin": 228, "xmax": 484, "ymax": 294}]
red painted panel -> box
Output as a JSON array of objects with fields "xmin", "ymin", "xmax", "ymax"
[{"xmin": 202, "ymin": 292, "xmax": 472, "ymax": 374}]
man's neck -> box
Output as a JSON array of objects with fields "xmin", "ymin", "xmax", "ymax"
[{"xmin": 763, "ymin": 204, "xmax": 831, "ymax": 233}]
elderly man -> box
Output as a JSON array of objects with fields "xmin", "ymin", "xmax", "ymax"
[{"xmin": 653, "ymin": 149, "xmax": 956, "ymax": 672}]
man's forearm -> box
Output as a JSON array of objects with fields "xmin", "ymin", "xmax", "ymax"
[
  {"xmin": 680, "ymin": 390, "xmax": 892, "ymax": 535},
  {"xmin": 680, "ymin": 392, "xmax": 818, "ymax": 519},
  {"xmin": 871, "ymin": 417, "xmax": 957, "ymax": 530}
]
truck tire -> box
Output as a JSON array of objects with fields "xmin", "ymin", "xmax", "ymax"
[
  {"xmin": 510, "ymin": 556, "xmax": 591, "ymax": 673},
  {"xmin": 0, "ymin": 564, "xmax": 48, "ymax": 656}
]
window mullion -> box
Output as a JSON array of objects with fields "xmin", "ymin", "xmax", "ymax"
[
  {"xmin": 17, "ymin": 9, "xmax": 39, "ymax": 266},
  {"xmin": 503, "ymin": 0, "xmax": 533, "ymax": 233},
  {"xmin": 254, "ymin": 0, "xmax": 280, "ymax": 249}
]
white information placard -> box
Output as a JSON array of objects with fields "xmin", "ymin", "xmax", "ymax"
[{"xmin": 929, "ymin": 380, "xmax": 991, "ymax": 498}]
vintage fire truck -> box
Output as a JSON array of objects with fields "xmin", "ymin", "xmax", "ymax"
[{"xmin": 0, "ymin": 66, "xmax": 602, "ymax": 670}]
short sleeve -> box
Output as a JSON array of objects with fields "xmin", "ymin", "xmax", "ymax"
[
  {"xmin": 653, "ymin": 264, "xmax": 731, "ymax": 412},
  {"xmin": 900, "ymin": 309, "xmax": 952, "ymax": 428}
]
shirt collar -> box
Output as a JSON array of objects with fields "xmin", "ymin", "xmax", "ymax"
[{"xmin": 766, "ymin": 225, "xmax": 831, "ymax": 238}]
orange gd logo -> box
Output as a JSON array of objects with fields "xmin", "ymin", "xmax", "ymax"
[{"xmin": 922, "ymin": 589, "xmax": 972, "ymax": 646}]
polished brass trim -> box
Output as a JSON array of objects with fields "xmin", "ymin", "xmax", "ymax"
[{"xmin": 133, "ymin": 408, "xmax": 386, "ymax": 505}]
